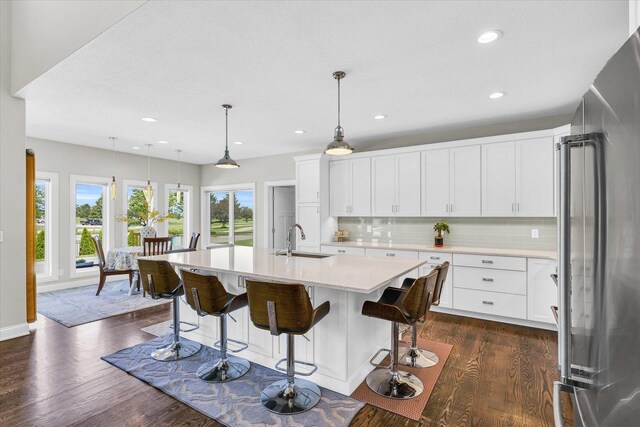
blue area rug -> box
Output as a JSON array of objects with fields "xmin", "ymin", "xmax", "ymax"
[
  {"xmin": 102, "ymin": 335, "xmax": 365, "ymax": 426},
  {"xmin": 38, "ymin": 280, "xmax": 169, "ymax": 327}
]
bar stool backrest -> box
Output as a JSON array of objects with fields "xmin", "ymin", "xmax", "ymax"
[
  {"xmin": 245, "ymin": 280, "xmax": 314, "ymax": 335},
  {"xmin": 181, "ymin": 269, "xmax": 229, "ymax": 314},
  {"xmin": 404, "ymin": 269, "xmax": 438, "ymax": 320},
  {"xmin": 138, "ymin": 259, "xmax": 181, "ymax": 297},
  {"xmin": 431, "ymin": 261, "xmax": 450, "ymax": 306}
]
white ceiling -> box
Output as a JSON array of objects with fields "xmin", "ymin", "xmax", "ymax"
[{"xmin": 21, "ymin": 0, "xmax": 629, "ymax": 165}]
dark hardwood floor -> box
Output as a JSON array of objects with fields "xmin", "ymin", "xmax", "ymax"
[{"xmin": 0, "ymin": 305, "xmax": 572, "ymax": 426}]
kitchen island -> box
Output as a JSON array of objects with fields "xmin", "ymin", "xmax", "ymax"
[{"xmin": 146, "ymin": 246, "xmax": 427, "ymax": 394}]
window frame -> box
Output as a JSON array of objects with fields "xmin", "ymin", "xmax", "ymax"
[
  {"xmin": 201, "ymin": 183, "xmax": 256, "ymax": 248},
  {"xmin": 35, "ymin": 171, "xmax": 59, "ymax": 283},
  {"xmin": 163, "ymin": 183, "xmax": 193, "ymax": 248},
  {"xmin": 121, "ymin": 179, "xmax": 159, "ymax": 246},
  {"xmin": 69, "ymin": 174, "xmax": 114, "ymax": 278}
]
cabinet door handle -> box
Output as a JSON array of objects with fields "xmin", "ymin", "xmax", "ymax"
[
  {"xmin": 482, "ymin": 278, "xmax": 494, "ymax": 282},
  {"xmin": 316, "ymin": 192, "xmax": 319, "ymax": 199},
  {"xmin": 481, "ymin": 260, "xmax": 494, "ymax": 264},
  {"xmin": 512, "ymin": 202, "xmax": 515, "ymax": 212},
  {"xmin": 338, "ymin": 249, "xmax": 346, "ymax": 253},
  {"xmin": 517, "ymin": 202, "xmax": 520, "ymax": 212},
  {"xmin": 450, "ymin": 203, "xmax": 453, "ymax": 212},
  {"xmin": 445, "ymin": 203, "xmax": 448, "ymax": 213},
  {"xmin": 316, "ymin": 206, "xmax": 320, "ymax": 213},
  {"xmin": 430, "ymin": 256, "xmax": 440, "ymax": 260},
  {"xmin": 482, "ymin": 300, "xmax": 494, "ymax": 305},
  {"xmin": 386, "ymin": 253, "xmax": 396, "ymax": 257}
]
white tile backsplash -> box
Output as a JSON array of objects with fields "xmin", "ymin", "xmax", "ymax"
[{"xmin": 336, "ymin": 217, "xmax": 557, "ymax": 250}]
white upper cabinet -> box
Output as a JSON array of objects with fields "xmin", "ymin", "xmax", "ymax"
[
  {"xmin": 482, "ymin": 142, "xmax": 517, "ymax": 216},
  {"xmin": 296, "ymin": 204, "xmax": 320, "ymax": 251},
  {"xmin": 371, "ymin": 155, "xmax": 396, "ymax": 216},
  {"xmin": 481, "ymin": 137, "xmax": 555, "ymax": 217},
  {"xmin": 329, "ymin": 160, "xmax": 350, "ymax": 216},
  {"xmin": 372, "ymin": 153, "xmax": 421, "ymax": 216},
  {"xmin": 450, "ymin": 146, "xmax": 481, "ymax": 216},
  {"xmin": 330, "ymin": 158, "xmax": 371, "ymax": 217},
  {"xmin": 421, "ymin": 148, "xmax": 450, "ymax": 217},
  {"xmin": 516, "ymin": 137, "xmax": 554, "ymax": 216},
  {"xmin": 296, "ymin": 159, "xmax": 320, "ymax": 203}
]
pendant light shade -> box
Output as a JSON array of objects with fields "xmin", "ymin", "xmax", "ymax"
[
  {"xmin": 214, "ymin": 104, "xmax": 240, "ymax": 169},
  {"xmin": 175, "ymin": 149, "xmax": 183, "ymax": 203},
  {"xmin": 144, "ymin": 144, "xmax": 154, "ymax": 204},
  {"xmin": 325, "ymin": 71, "xmax": 353, "ymax": 156},
  {"xmin": 109, "ymin": 137, "xmax": 118, "ymax": 200}
]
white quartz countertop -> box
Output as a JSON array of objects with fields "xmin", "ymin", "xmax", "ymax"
[
  {"xmin": 143, "ymin": 246, "xmax": 427, "ymax": 294},
  {"xmin": 322, "ymin": 241, "xmax": 557, "ymax": 260}
]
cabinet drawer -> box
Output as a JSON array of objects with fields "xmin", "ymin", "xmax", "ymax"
[
  {"xmin": 453, "ymin": 266, "xmax": 526, "ymax": 295},
  {"xmin": 419, "ymin": 251, "xmax": 452, "ymax": 264},
  {"xmin": 454, "ymin": 288, "xmax": 526, "ymax": 319},
  {"xmin": 321, "ymin": 245, "xmax": 366, "ymax": 256},
  {"xmin": 453, "ymin": 253, "xmax": 526, "ymax": 271},
  {"xmin": 366, "ymin": 248, "xmax": 419, "ymax": 259}
]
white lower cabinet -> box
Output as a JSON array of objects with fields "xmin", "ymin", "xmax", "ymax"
[
  {"xmin": 527, "ymin": 258, "xmax": 557, "ymax": 324},
  {"xmin": 454, "ymin": 288, "xmax": 527, "ymax": 319},
  {"xmin": 321, "ymin": 245, "xmax": 366, "ymax": 256},
  {"xmin": 454, "ymin": 266, "xmax": 526, "ymax": 295}
]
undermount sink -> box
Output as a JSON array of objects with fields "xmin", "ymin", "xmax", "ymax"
[{"xmin": 275, "ymin": 252, "xmax": 332, "ymax": 259}]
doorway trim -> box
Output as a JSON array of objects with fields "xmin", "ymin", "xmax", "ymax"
[{"xmin": 263, "ymin": 180, "xmax": 296, "ymax": 249}]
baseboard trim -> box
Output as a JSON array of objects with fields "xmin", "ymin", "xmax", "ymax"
[
  {"xmin": 36, "ymin": 275, "xmax": 126, "ymax": 293},
  {"xmin": 0, "ymin": 323, "xmax": 30, "ymax": 341}
]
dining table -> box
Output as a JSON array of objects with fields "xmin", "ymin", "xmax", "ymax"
[{"xmin": 106, "ymin": 246, "xmax": 144, "ymax": 295}]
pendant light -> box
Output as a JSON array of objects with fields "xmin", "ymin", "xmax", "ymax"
[
  {"xmin": 214, "ymin": 104, "xmax": 240, "ymax": 169},
  {"xmin": 175, "ymin": 149, "xmax": 183, "ymax": 203},
  {"xmin": 144, "ymin": 144, "xmax": 154, "ymax": 204},
  {"xmin": 325, "ymin": 71, "xmax": 354, "ymax": 155},
  {"xmin": 109, "ymin": 136, "xmax": 118, "ymax": 200}
]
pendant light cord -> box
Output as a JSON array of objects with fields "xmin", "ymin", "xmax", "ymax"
[
  {"xmin": 225, "ymin": 106, "xmax": 229, "ymax": 152},
  {"xmin": 111, "ymin": 137, "xmax": 116, "ymax": 176},
  {"xmin": 177, "ymin": 150, "xmax": 181, "ymax": 185},
  {"xmin": 146, "ymin": 144, "xmax": 151, "ymax": 183},
  {"xmin": 337, "ymin": 76, "xmax": 341, "ymax": 128}
]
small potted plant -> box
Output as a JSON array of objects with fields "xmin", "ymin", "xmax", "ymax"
[{"xmin": 433, "ymin": 220, "xmax": 450, "ymax": 247}]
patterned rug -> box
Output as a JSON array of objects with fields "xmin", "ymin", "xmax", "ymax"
[
  {"xmin": 38, "ymin": 280, "xmax": 170, "ymax": 327},
  {"xmin": 102, "ymin": 336, "xmax": 365, "ymax": 427}
]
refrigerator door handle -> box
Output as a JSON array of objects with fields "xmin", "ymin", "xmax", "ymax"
[{"xmin": 553, "ymin": 381, "xmax": 575, "ymax": 427}]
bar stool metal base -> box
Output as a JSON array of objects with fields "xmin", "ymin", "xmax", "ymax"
[
  {"xmin": 260, "ymin": 378, "xmax": 321, "ymax": 414},
  {"xmin": 365, "ymin": 368, "xmax": 424, "ymax": 399},
  {"xmin": 398, "ymin": 346, "xmax": 440, "ymax": 368},
  {"xmin": 196, "ymin": 355, "xmax": 250, "ymax": 382},
  {"xmin": 151, "ymin": 339, "xmax": 201, "ymax": 361}
]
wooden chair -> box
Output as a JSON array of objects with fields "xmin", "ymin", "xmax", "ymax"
[
  {"xmin": 132, "ymin": 232, "xmax": 142, "ymax": 246},
  {"xmin": 188, "ymin": 232, "xmax": 201, "ymax": 249},
  {"xmin": 142, "ymin": 237, "xmax": 173, "ymax": 256},
  {"xmin": 92, "ymin": 236, "xmax": 134, "ymax": 296}
]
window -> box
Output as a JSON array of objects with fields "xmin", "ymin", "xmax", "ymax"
[
  {"xmin": 70, "ymin": 175, "xmax": 112, "ymax": 277},
  {"xmin": 122, "ymin": 180, "xmax": 158, "ymax": 247},
  {"xmin": 164, "ymin": 184, "xmax": 193, "ymax": 248},
  {"xmin": 35, "ymin": 171, "xmax": 59, "ymax": 282},
  {"xmin": 202, "ymin": 184, "xmax": 255, "ymax": 248}
]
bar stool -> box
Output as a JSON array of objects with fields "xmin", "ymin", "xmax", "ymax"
[
  {"xmin": 138, "ymin": 259, "xmax": 201, "ymax": 361},
  {"xmin": 181, "ymin": 269, "xmax": 250, "ymax": 382},
  {"xmin": 398, "ymin": 262, "xmax": 450, "ymax": 368},
  {"xmin": 361, "ymin": 269, "xmax": 438, "ymax": 399},
  {"xmin": 245, "ymin": 280, "xmax": 330, "ymax": 415}
]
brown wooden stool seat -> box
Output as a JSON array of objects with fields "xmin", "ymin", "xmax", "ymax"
[
  {"xmin": 181, "ymin": 269, "xmax": 250, "ymax": 382},
  {"xmin": 397, "ymin": 261, "xmax": 450, "ymax": 368},
  {"xmin": 361, "ymin": 269, "xmax": 438, "ymax": 399},
  {"xmin": 246, "ymin": 280, "xmax": 330, "ymax": 415},
  {"xmin": 138, "ymin": 259, "xmax": 201, "ymax": 361}
]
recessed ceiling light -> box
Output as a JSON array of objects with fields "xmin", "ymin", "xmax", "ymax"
[
  {"xmin": 294, "ymin": 130, "xmax": 306, "ymax": 134},
  {"xmin": 489, "ymin": 91, "xmax": 507, "ymax": 99},
  {"xmin": 374, "ymin": 115, "xmax": 386, "ymax": 120},
  {"xmin": 132, "ymin": 146, "xmax": 141, "ymax": 150},
  {"xmin": 157, "ymin": 140, "xmax": 168, "ymax": 144},
  {"xmin": 233, "ymin": 141, "xmax": 243, "ymax": 145},
  {"xmin": 141, "ymin": 117, "xmax": 157, "ymax": 122},
  {"xmin": 478, "ymin": 30, "xmax": 503, "ymax": 44}
]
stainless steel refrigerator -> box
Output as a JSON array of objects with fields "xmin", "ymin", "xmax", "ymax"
[{"xmin": 554, "ymin": 28, "xmax": 640, "ymax": 426}]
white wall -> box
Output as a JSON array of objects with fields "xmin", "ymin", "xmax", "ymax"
[
  {"xmin": 29, "ymin": 137, "xmax": 201, "ymax": 288},
  {"xmin": 631, "ymin": 0, "xmax": 640, "ymax": 35},
  {"xmin": 11, "ymin": 0, "xmax": 145, "ymax": 94},
  {"xmin": 0, "ymin": 1, "xmax": 28, "ymax": 340}
]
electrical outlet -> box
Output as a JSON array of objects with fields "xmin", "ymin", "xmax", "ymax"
[{"xmin": 531, "ymin": 229, "xmax": 539, "ymax": 239}]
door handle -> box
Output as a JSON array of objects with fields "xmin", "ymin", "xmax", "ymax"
[
  {"xmin": 481, "ymin": 260, "xmax": 493, "ymax": 264},
  {"xmin": 482, "ymin": 300, "xmax": 494, "ymax": 305},
  {"xmin": 512, "ymin": 202, "xmax": 515, "ymax": 212},
  {"xmin": 482, "ymin": 278, "xmax": 494, "ymax": 282},
  {"xmin": 338, "ymin": 249, "xmax": 346, "ymax": 253},
  {"xmin": 386, "ymin": 253, "xmax": 396, "ymax": 257}
]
